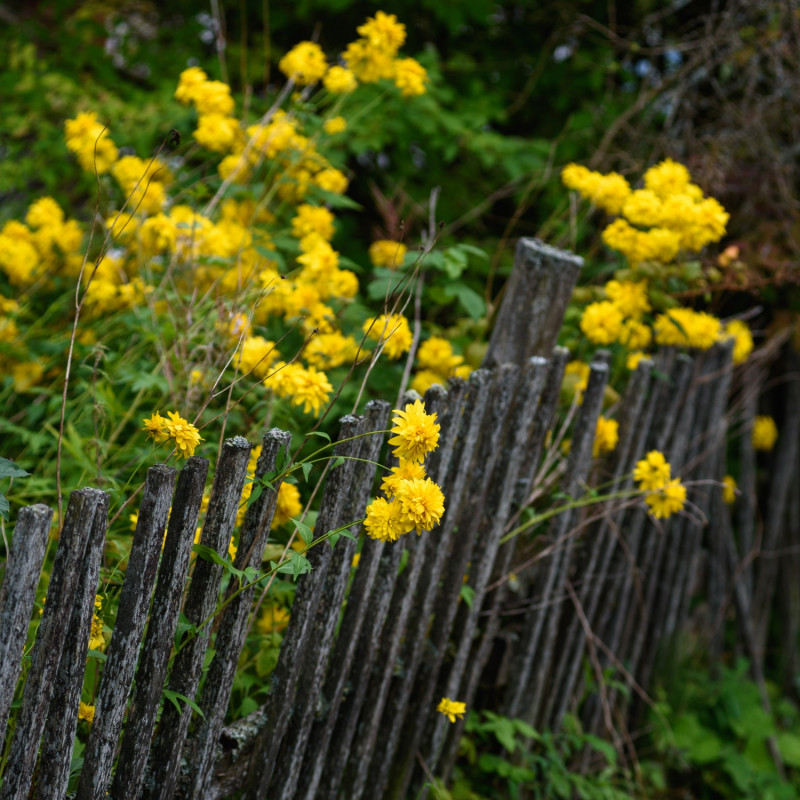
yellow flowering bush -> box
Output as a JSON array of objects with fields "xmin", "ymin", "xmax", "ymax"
[{"xmin": 633, "ymin": 450, "xmax": 687, "ymax": 519}]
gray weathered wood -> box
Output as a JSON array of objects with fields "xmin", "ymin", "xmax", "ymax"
[
  {"xmin": 35, "ymin": 492, "xmax": 108, "ymax": 800},
  {"xmin": 184, "ymin": 429, "xmax": 291, "ymax": 797},
  {"xmin": 141, "ymin": 438, "xmax": 251, "ymax": 800},
  {"xmin": 427, "ymin": 357, "xmax": 549, "ymax": 783},
  {"xmin": 242, "ymin": 416, "xmax": 364, "ymax": 799},
  {"xmin": 76, "ymin": 466, "xmax": 176, "ymax": 800},
  {"xmin": 293, "ymin": 400, "xmax": 392, "ymax": 800},
  {"xmin": 484, "ymin": 238, "xmax": 583, "ymax": 367},
  {"xmin": 0, "ymin": 490, "xmax": 103, "ymax": 800},
  {"xmin": 503, "ymin": 362, "xmax": 608, "ymax": 724},
  {"xmin": 109, "ymin": 457, "xmax": 209, "ymax": 800},
  {"xmin": 0, "ymin": 503, "xmax": 52, "ymax": 739},
  {"xmin": 358, "ymin": 371, "xmax": 493, "ymax": 800}
]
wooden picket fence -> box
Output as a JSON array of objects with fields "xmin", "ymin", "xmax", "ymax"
[{"xmin": 1, "ymin": 238, "xmax": 798, "ymax": 798}]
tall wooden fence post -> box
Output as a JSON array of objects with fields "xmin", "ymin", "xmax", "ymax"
[{"xmin": 483, "ymin": 237, "xmax": 583, "ymax": 368}]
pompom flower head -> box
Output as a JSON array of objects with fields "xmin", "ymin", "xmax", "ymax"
[
  {"xmin": 752, "ymin": 415, "xmax": 778, "ymax": 451},
  {"xmin": 388, "ymin": 399, "xmax": 440, "ymax": 464},
  {"xmin": 436, "ymin": 697, "xmax": 466, "ymax": 723}
]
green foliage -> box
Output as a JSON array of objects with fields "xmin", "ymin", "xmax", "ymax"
[
  {"xmin": 451, "ymin": 710, "xmax": 657, "ymax": 800},
  {"xmin": 0, "ymin": 457, "xmax": 29, "ymax": 521},
  {"xmin": 650, "ymin": 658, "xmax": 800, "ymax": 799}
]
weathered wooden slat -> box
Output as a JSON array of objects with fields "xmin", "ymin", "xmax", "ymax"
[
  {"xmin": 525, "ymin": 362, "xmax": 610, "ymax": 729},
  {"xmin": 752, "ymin": 352, "xmax": 800, "ymax": 658},
  {"xmin": 736, "ymin": 366, "xmax": 760, "ymax": 605},
  {"xmin": 440, "ymin": 356, "xmax": 557, "ymax": 780},
  {"xmin": 109, "ymin": 457, "xmax": 209, "ymax": 800},
  {"xmin": 316, "ymin": 387, "xmax": 458, "ymax": 800},
  {"xmin": 0, "ymin": 503, "xmax": 52, "ymax": 739},
  {"xmin": 357, "ymin": 371, "xmax": 493, "ymax": 800},
  {"xmin": 502, "ymin": 362, "xmax": 608, "ymax": 724},
  {"xmin": 400, "ymin": 364, "xmax": 521, "ymax": 797},
  {"xmin": 141, "ymin": 438, "xmax": 251, "ymax": 800},
  {"xmin": 426, "ymin": 356, "xmax": 550, "ymax": 782},
  {"xmin": 242, "ymin": 416, "xmax": 364, "ymax": 799},
  {"xmin": 292, "ymin": 400, "xmax": 392, "ymax": 800},
  {"xmin": 185, "ymin": 430, "xmax": 291, "ymax": 798},
  {"xmin": 484, "ymin": 238, "xmax": 583, "ymax": 367},
  {"xmin": 34, "ymin": 492, "xmax": 108, "ymax": 800},
  {"xmin": 76, "ymin": 466, "xmax": 176, "ymax": 800},
  {"xmin": 542, "ymin": 357, "xmax": 653, "ymax": 731},
  {"xmin": 0, "ymin": 490, "xmax": 103, "ymax": 800}
]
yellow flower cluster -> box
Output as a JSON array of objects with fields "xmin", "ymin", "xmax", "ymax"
[
  {"xmin": 364, "ymin": 400, "xmax": 445, "ymax": 542},
  {"xmin": 343, "ymin": 12, "xmax": 427, "ymax": 96},
  {"xmin": 264, "ymin": 362, "xmax": 334, "ymax": 416},
  {"xmin": 653, "ymin": 307, "xmax": 721, "ymax": 350},
  {"xmin": 722, "ymin": 474, "xmax": 737, "ymax": 505},
  {"xmin": 363, "ymin": 313, "xmax": 413, "ymax": 360},
  {"xmin": 142, "ymin": 410, "xmax": 204, "ymax": 458},
  {"xmin": 633, "ymin": 450, "xmax": 686, "ymax": 519},
  {"xmin": 593, "ymin": 416, "xmax": 619, "ymax": 458},
  {"xmin": 64, "ymin": 111, "xmax": 118, "ymax": 174},
  {"xmin": 723, "ymin": 319, "xmax": 754, "ymax": 365},
  {"xmin": 752, "ymin": 415, "xmax": 778, "ymax": 451},
  {"xmin": 78, "ymin": 701, "xmax": 96, "ymax": 724},
  {"xmin": 411, "ymin": 336, "xmax": 472, "ymax": 395},
  {"xmin": 369, "ymin": 239, "xmax": 407, "ymax": 269},
  {"xmin": 564, "ymin": 159, "xmax": 729, "ymax": 266}
]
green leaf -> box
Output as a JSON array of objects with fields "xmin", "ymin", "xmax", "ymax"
[
  {"xmin": 0, "ymin": 494, "xmax": 9, "ymax": 521},
  {"xmin": 308, "ymin": 431, "xmax": 331, "ymax": 443},
  {"xmin": 459, "ymin": 583, "xmax": 475, "ymax": 609},
  {"xmin": 301, "ymin": 462, "xmax": 313, "ymax": 482},
  {"xmin": 0, "ymin": 457, "xmax": 29, "ymax": 479},
  {"xmin": 86, "ymin": 649, "xmax": 107, "ymax": 662},
  {"xmin": 331, "ymin": 456, "xmax": 345, "ymax": 469},
  {"xmin": 162, "ymin": 689, "xmax": 206, "ymax": 720},
  {"xmin": 776, "ymin": 731, "xmax": 800, "ymax": 767},
  {"xmin": 442, "ymin": 284, "xmax": 486, "ymax": 320},
  {"xmin": 295, "ymin": 520, "xmax": 313, "ymax": 545}
]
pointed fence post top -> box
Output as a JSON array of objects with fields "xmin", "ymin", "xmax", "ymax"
[{"xmin": 484, "ymin": 237, "xmax": 583, "ymax": 368}]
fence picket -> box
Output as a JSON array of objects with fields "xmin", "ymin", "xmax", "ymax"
[
  {"xmin": 0, "ymin": 503, "xmax": 52, "ymax": 739},
  {"xmin": 1, "ymin": 489, "xmax": 105, "ymax": 800},
  {"xmin": 110, "ymin": 456, "xmax": 208, "ymax": 800},
  {"xmin": 34, "ymin": 492, "xmax": 108, "ymax": 800},
  {"xmin": 142, "ymin": 438, "xmax": 252, "ymax": 800}
]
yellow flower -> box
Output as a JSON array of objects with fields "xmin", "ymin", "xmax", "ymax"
[
  {"xmin": 381, "ymin": 459, "xmax": 427, "ymax": 497},
  {"xmin": 752, "ymin": 416, "xmax": 778, "ymax": 451},
  {"xmin": 193, "ymin": 113, "xmax": 241, "ymax": 153},
  {"xmin": 618, "ymin": 319, "xmax": 652, "ymax": 351},
  {"xmin": 605, "ymin": 280, "xmax": 651, "ymax": 318},
  {"xmin": 323, "ymin": 65, "xmax": 357, "ymax": 94},
  {"xmin": 653, "ymin": 308, "xmax": 721, "ymax": 351},
  {"xmin": 363, "ymin": 497, "xmax": 412, "ymax": 542},
  {"xmin": 89, "ymin": 612, "xmax": 105, "ymax": 651},
  {"xmin": 164, "ymin": 412, "xmax": 203, "ymax": 458},
  {"xmin": 722, "ymin": 475, "xmax": 737, "ymax": 505},
  {"xmin": 394, "ymin": 477, "xmax": 445, "ymax": 534},
  {"xmin": 323, "ymin": 116, "xmax": 347, "ymax": 135},
  {"xmin": 291, "ymin": 204, "xmax": 336, "ymax": 241},
  {"xmin": 175, "ymin": 66, "xmax": 209, "ymax": 104},
  {"xmin": 644, "ymin": 477, "xmax": 686, "ymax": 519},
  {"xmin": 369, "ymin": 239, "xmax": 407, "ymax": 269},
  {"xmin": 271, "ymin": 482, "xmax": 302, "ymax": 530},
  {"xmin": 633, "ymin": 450, "xmax": 671, "ymax": 491},
  {"xmin": 363, "ymin": 313, "xmax": 413, "ymax": 359},
  {"xmin": 279, "ymin": 41, "xmax": 327, "ymax": 85},
  {"xmin": 436, "ymin": 697, "xmax": 466, "ymax": 723},
  {"xmin": 579, "ymin": 301, "xmax": 624, "ymax": 345},
  {"xmin": 411, "ymin": 369, "xmax": 445, "ymax": 396},
  {"xmin": 143, "ymin": 411, "xmax": 203, "ymax": 457},
  {"xmin": 256, "ymin": 603, "xmax": 290, "ymax": 634},
  {"xmin": 314, "ymin": 167, "xmax": 349, "ymax": 194},
  {"xmin": 142, "ymin": 412, "xmax": 169, "ymax": 443},
  {"xmin": 388, "ymin": 399, "xmax": 441, "ymax": 464},
  {"xmin": 593, "ymin": 417, "xmax": 619, "ymax": 458},
  {"xmin": 724, "ymin": 320, "xmax": 754, "ymax": 365},
  {"xmin": 343, "ymin": 39, "xmax": 395, "ymax": 83},
  {"xmin": 78, "ymin": 702, "xmax": 95, "ymax": 724},
  {"xmin": 393, "ymin": 58, "xmax": 427, "ymax": 97},
  {"xmin": 626, "ymin": 351, "xmax": 647, "ymax": 371},
  {"xmin": 357, "ymin": 11, "xmax": 406, "ymax": 54},
  {"xmin": 236, "ymin": 335, "xmax": 278, "ymax": 379},
  {"xmin": 643, "ymin": 158, "xmax": 691, "ymax": 200}
]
